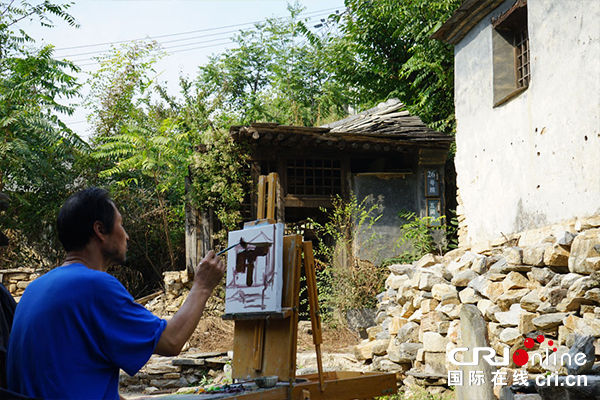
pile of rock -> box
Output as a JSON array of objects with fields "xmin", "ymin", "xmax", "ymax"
[
  {"xmin": 355, "ymin": 218, "xmax": 600, "ymax": 398},
  {"xmin": 119, "ymin": 352, "xmax": 231, "ymax": 395},
  {"xmin": 0, "ymin": 268, "xmax": 41, "ymax": 300}
]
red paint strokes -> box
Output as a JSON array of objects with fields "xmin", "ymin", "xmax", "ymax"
[
  {"xmin": 513, "ymin": 349, "xmax": 529, "ymax": 366},
  {"xmin": 553, "ymin": 348, "xmax": 557, "ymax": 352},
  {"xmin": 548, "ymin": 340, "xmax": 554, "ymax": 346},
  {"xmin": 537, "ymin": 335, "xmax": 545, "ymax": 343},
  {"xmin": 524, "ymin": 338, "xmax": 535, "ymax": 349}
]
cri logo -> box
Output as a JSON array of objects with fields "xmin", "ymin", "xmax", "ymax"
[
  {"xmin": 513, "ymin": 334, "xmax": 557, "ymax": 366},
  {"xmin": 448, "ymin": 334, "xmax": 557, "ymax": 367}
]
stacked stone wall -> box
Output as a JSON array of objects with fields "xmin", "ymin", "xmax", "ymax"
[
  {"xmin": 356, "ymin": 215, "xmax": 600, "ymax": 398},
  {"xmin": 0, "ymin": 269, "xmax": 41, "ymax": 299}
]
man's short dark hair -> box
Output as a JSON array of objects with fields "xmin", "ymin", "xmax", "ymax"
[{"xmin": 57, "ymin": 187, "xmax": 116, "ymax": 252}]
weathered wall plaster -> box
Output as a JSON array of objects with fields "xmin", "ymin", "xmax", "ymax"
[{"xmin": 454, "ymin": 0, "xmax": 600, "ymax": 246}]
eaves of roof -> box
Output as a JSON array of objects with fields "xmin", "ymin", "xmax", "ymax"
[
  {"xmin": 230, "ymin": 99, "xmax": 453, "ymax": 151},
  {"xmin": 431, "ymin": 0, "xmax": 506, "ymax": 45}
]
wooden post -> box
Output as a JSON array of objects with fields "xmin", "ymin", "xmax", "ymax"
[
  {"xmin": 303, "ymin": 241, "xmax": 324, "ymax": 391},
  {"xmin": 257, "ymin": 175, "xmax": 267, "ymax": 220},
  {"xmin": 266, "ymin": 172, "xmax": 277, "ymax": 221}
]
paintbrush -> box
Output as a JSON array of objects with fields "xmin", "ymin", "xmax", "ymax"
[
  {"xmin": 216, "ymin": 239, "xmax": 272, "ymax": 256},
  {"xmin": 217, "ymin": 239, "xmax": 247, "ymax": 256}
]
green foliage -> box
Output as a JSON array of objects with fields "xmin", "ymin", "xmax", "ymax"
[
  {"xmin": 376, "ymin": 386, "xmax": 455, "ymax": 400},
  {"xmin": 196, "ymin": 2, "xmax": 350, "ymax": 127},
  {"xmin": 331, "ymin": 0, "xmax": 461, "ymax": 133},
  {"xmin": 310, "ymin": 195, "xmax": 387, "ymax": 325},
  {"xmin": 0, "ymin": 0, "xmax": 86, "ymax": 269},
  {"xmin": 389, "ymin": 210, "xmax": 457, "ymax": 264}
]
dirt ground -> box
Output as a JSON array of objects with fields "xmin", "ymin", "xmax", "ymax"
[{"xmin": 189, "ymin": 316, "xmax": 361, "ymax": 354}]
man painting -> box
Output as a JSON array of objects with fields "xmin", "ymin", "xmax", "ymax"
[{"xmin": 6, "ymin": 187, "xmax": 225, "ymax": 399}]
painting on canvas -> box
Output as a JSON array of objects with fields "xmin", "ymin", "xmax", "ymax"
[{"xmin": 225, "ymin": 223, "xmax": 284, "ymax": 314}]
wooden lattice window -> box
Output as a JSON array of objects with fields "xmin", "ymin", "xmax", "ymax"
[
  {"xmin": 492, "ymin": 0, "xmax": 529, "ymax": 106},
  {"xmin": 286, "ymin": 158, "xmax": 341, "ymax": 196},
  {"xmin": 515, "ymin": 28, "xmax": 530, "ymax": 88}
]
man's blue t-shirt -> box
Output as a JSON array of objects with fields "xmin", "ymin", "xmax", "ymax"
[{"xmin": 6, "ymin": 263, "xmax": 167, "ymax": 400}]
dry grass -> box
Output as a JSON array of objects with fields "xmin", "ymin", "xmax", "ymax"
[{"xmin": 189, "ymin": 316, "xmax": 361, "ymax": 354}]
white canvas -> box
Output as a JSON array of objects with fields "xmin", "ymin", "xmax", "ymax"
[{"xmin": 225, "ymin": 223, "xmax": 284, "ymax": 314}]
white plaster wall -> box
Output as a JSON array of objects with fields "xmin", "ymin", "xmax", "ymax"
[{"xmin": 454, "ymin": 0, "xmax": 600, "ymax": 246}]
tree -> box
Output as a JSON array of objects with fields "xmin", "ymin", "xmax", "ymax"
[
  {"xmin": 330, "ymin": 0, "xmax": 461, "ymax": 133},
  {"xmin": 196, "ymin": 3, "xmax": 350, "ymax": 127},
  {"xmin": 87, "ymin": 42, "xmax": 190, "ymax": 278},
  {"xmin": 0, "ymin": 1, "xmax": 86, "ymax": 268}
]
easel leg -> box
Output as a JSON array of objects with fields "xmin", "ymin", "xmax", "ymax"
[
  {"xmin": 303, "ymin": 241, "xmax": 325, "ymax": 392},
  {"xmin": 252, "ymin": 320, "xmax": 265, "ymax": 371}
]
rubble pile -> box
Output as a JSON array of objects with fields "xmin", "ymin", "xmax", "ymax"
[{"xmin": 357, "ymin": 216, "xmax": 600, "ymax": 398}]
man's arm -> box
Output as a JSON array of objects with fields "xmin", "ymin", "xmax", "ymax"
[{"xmin": 154, "ymin": 250, "xmax": 225, "ymax": 356}]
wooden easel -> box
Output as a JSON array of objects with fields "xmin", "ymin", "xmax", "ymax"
[
  {"xmin": 223, "ymin": 173, "xmax": 396, "ymax": 400},
  {"xmin": 225, "ymin": 173, "xmax": 324, "ymax": 389}
]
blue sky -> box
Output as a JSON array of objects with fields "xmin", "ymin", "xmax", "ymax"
[{"xmin": 20, "ymin": 0, "xmax": 346, "ymax": 138}]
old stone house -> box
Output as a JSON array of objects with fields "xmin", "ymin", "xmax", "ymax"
[
  {"xmin": 432, "ymin": 0, "xmax": 600, "ymax": 247},
  {"xmin": 186, "ymin": 98, "xmax": 453, "ymax": 270}
]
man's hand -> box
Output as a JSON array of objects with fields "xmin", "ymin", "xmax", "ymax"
[
  {"xmin": 155, "ymin": 250, "xmax": 226, "ymax": 357},
  {"xmin": 194, "ymin": 250, "xmax": 226, "ymax": 292}
]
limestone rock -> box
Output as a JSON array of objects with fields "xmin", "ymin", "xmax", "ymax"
[
  {"xmin": 560, "ymin": 273, "xmax": 583, "ymax": 289},
  {"xmin": 485, "ymin": 304, "xmax": 501, "ymax": 323},
  {"xmin": 424, "ymin": 352, "xmax": 448, "ymax": 375},
  {"xmin": 557, "ymin": 231, "xmax": 576, "ymax": 246},
  {"xmin": 388, "ymin": 264, "xmax": 415, "ymax": 277},
  {"xmin": 556, "ymin": 297, "xmax": 590, "ymax": 312},
  {"xmin": 366, "ymin": 325, "xmax": 383, "ymax": 340},
  {"xmin": 451, "ymin": 269, "xmax": 479, "ymax": 287},
  {"xmin": 532, "ymin": 313, "xmax": 569, "ymax": 330},
  {"xmin": 387, "ymin": 342, "xmax": 423, "ymax": 363},
  {"xmin": 447, "ymin": 320, "xmax": 461, "ymax": 343},
  {"xmin": 544, "ymin": 242, "xmax": 570, "ymax": 267},
  {"xmin": 504, "ymin": 247, "xmax": 524, "ymax": 265},
  {"xmin": 471, "ymin": 256, "xmax": 488, "ymax": 274},
  {"xmin": 354, "ymin": 340, "xmax": 375, "ymax": 361},
  {"xmin": 415, "ymin": 254, "xmax": 440, "ymax": 269},
  {"xmin": 537, "ymin": 301, "xmax": 557, "ymax": 314},
  {"xmin": 499, "ymin": 328, "xmax": 522, "ymax": 346},
  {"xmin": 496, "ymin": 304, "xmax": 523, "ymax": 327},
  {"xmin": 578, "ymin": 314, "xmax": 600, "ymax": 336},
  {"xmin": 584, "ymin": 288, "xmax": 600, "ymax": 304},
  {"xmin": 420, "ymin": 299, "xmax": 439, "ymax": 313},
  {"xmin": 523, "ymin": 243, "xmax": 551, "ymax": 266},
  {"xmin": 386, "ymin": 274, "xmax": 409, "ymax": 290},
  {"xmin": 518, "ymin": 312, "xmax": 537, "ymax": 335},
  {"xmin": 477, "ymin": 299, "xmax": 494, "ymax": 317},
  {"xmin": 418, "ymin": 273, "xmax": 448, "ymax": 291},
  {"xmin": 520, "ymin": 290, "xmax": 541, "ymax": 312},
  {"xmin": 455, "ymin": 305, "xmax": 495, "ymax": 400},
  {"xmin": 547, "ymin": 288, "xmax": 568, "ymax": 306},
  {"xmin": 431, "ymin": 283, "xmax": 457, "ymax": 302},
  {"xmin": 388, "ymin": 317, "xmax": 408, "ymax": 336},
  {"xmin": 396, "ymin": 321, "xmax": 420, "ymax": 343},
  {"xmin": 501, "ymin": 271, "xmax": 529, "ymax": 291},
  {"xmin": 459, "ymin": 287, "xmax": 483, "ymax": 304},
  {"xmin": 407, "ymin": 308, "xmax": 422, "ymax": 323},
  {"xmin": 371, "ymin": 339, "xmax": 390, "ymax": 356},
  {"xmin": 437, "ymin": 303, "xmax": 461, "ymax": 320},
  {"xmin": 420, "ymin": 311, "xmax": 443, "ymax": 333},
  {"xmin": 568, "ymin": 228, "xmax": 600, "ymax": 274},
  {"xmin": 567, "ymin": 274, "xmax": 600, "ymax": 299},
  {"xmin": 565, "ymin": 334, "xmax": 595, "ymax": 375},
  {"xmin": 483, "ymin": 281, "xmax": 505, "ymax": 302},
  {"xmin": 497, "ymin": 289, "xmax": 530, "ymax": 311},
  {"xmin": 422, "ymin": 332, "xmax": 448, "ymax": 353},
  {"xmin": 527, "ymin": 268, "xmax": 556, "ymax": 286},
  {"xmin": 437, "ymin": 321, "xmax": 450, "ymax": 335}
]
